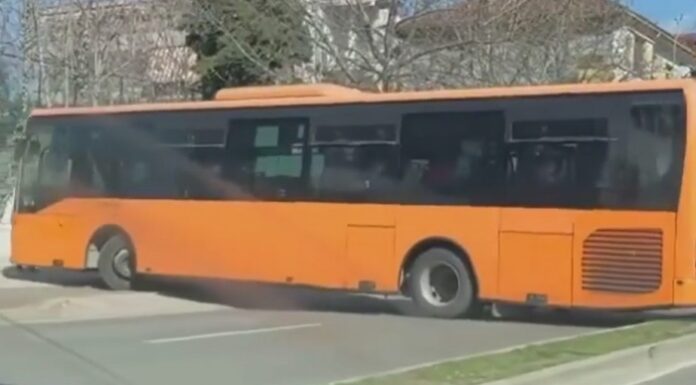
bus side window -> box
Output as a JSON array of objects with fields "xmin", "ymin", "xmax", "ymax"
[
  {"xmin": 308, "ymin": 125, "xmax": 399, "ymax": 202},
  {"xmin": 506, "ymin": 116, "xmax": 613, "ymax": 208},
  {"xmin": 624, "ymin": 103, "xmax": 684, "ymax": 208},
  {"xmin": 508, "ymin": 143, "xmax": 574, "ymax": 206},
  {"xmin": 400, "ymin": 110, "xmax": 506, "ymax": 205},
  {"xmin": 122, "ymin": 158, "xmax": 177, "ymax": 199},
  {"xmin": 179, "ymin": 147, "xmax": 227, "ymax": 200},
  {"xmin": 227, "ymin": 118, "xmax": 307, "ymax": 200}
]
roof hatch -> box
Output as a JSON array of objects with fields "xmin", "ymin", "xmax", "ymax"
[{"xmin": 214, "ymin": 83, "xmax": 363, "ymax": 101}]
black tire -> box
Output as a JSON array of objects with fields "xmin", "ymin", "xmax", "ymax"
[
  {"xmin": 408, "ymin": 247, "xmax": 476, "ymax": 319},
  {"xmin": 97, "ymin": 235, "xmax": 134, "ymax": 291}
]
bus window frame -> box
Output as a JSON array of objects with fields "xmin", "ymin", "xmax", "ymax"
[{"xmin": 17, "ymin": 88, "xmax": 688, "ymax": 212}]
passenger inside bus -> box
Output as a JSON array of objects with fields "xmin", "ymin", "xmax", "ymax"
[
  {"xmin": 512, "ymin": 143, "xmax": 570, "ymax": 206},
  {"xmin": 423, "ymin": 139, "xmax": 489, "ymax": 200}
]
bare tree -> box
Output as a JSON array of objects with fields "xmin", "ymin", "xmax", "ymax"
[
  {"xmin": 0, "ymin": 0, "xmax": 17, "ymax": 59},
  {"xmin": 0, "ymin": 0, "xmax": 28, "ymax": 196},
  {"xmin": 283, "ymin": 0, "xmax": 687, "ymax": 90},
  {"xmin": 220, "ymin": 0, "xmax": 626, "ymax": 91},
  {"xmin": 22, "ymin": 0, "xmax": 198, "ymax": 107},
  {"xmin": 0, "ymin": 0, "xmax": 25, "ymax": 97},
  {"xmin": 394, "ymin": 0, "xmax": 631, "ymax": 88},
  {"xmin": 293, "ymin": 0, "xmax": 484, "ymax": 91},
  {"xmin": 150, "ymin": 0, "xmax": 693, "ymax": 94},
  {"xmin": 180, "ymin": 0, "xmax": 481, "ymax": 92},
  {"xmin": 13, "ymin": 0, "xmax": 694, "ymax": 106}
]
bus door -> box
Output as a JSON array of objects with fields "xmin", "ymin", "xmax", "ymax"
[{"xmin": 497, "ymin": 143, "xmax": 575, "ymax": 307}]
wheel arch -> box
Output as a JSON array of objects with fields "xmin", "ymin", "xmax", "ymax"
[
  {"xmin": 85, "ymin": 224, "xmax": 136, "ymax": 269},
  {"xmin": 399, "ymin": 237, "xmax": 479, "ymax": 297}
]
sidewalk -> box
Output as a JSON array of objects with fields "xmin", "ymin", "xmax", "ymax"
[
  {"xmin": 0, "ymin": 224, "xmax": 10, "ymax": 269},
  {"xmin": 0, "ymin": 264, "xmax": 227, "ymax": 324},
  {"xmin": 0, "ymin": 290, "xmax": 225, "ymax": 324},
  {"xmin": 0, "ymin": 190, "xmax": 11, "ymax": 266},
  {"xmin": 0, "ymin": 286, "xmax": 102, "ymax": 310}
]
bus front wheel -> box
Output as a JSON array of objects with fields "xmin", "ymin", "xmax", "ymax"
[
  {"xmin": 408, "ymin": 247, "xmax": 476, "ymax": 319},
  {"xmin": 98, "ymin": 235, "xmax": 134, "ymax": 291}
]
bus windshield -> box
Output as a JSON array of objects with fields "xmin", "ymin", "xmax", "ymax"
[
  {"xmin": 18, "ymin": 114, "xmax": 232, "ymax": 212},
  {"xmin": 18, "ymin": 120, "xmax": 72, "ymax": 213}
]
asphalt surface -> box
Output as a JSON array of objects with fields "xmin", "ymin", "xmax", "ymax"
[
  {"xmin": 0, "ymin": 305, "xmax": 605, "ymax": 385},
  {"xmin": 0, "ymin": 266, "xmax": 656, "ymax": 385},
  {"xmin": 638, "ymin": 364, "xmax": 696, "ymax": 385}
]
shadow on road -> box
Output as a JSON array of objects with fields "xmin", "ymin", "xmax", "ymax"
[
  {"xmin": 1, "ymin": 265, "xmax": 105, "ymax": 289},
  {"xmin": 5, "ymin": 266, "xmax": 696, "ymax": 328},
  {"xmin": 147, "ymin": 276, "xmax": 685, "ymax": 328},
  {"xmin": 147, "ymin": 277, "xmax": 412, "ymax": 316}
]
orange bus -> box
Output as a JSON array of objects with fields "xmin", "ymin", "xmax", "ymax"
[{"xmin": 11, "ymin": 80, "xmax": 696, "ymax": 318}]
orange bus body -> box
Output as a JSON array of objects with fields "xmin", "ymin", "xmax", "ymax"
[{"xmin": 11, "ymin": 80, "xmax": 696, "ymax": 311}]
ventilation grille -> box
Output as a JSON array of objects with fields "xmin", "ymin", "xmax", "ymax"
[{"xmin": 582, "ymin": 229, "xmax": 663, "ymax": 294}]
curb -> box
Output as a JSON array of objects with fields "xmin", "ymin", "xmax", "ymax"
[
  {"xmin": 330, "ymin": 322, "xmax": 644, "ymax": 385},
  {"xmin": 485, "ymin": 332, "xmax": 696, "ymax": 385}
]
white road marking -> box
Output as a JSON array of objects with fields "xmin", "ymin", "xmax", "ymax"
[{"xmin": 145, "ymin": 322, "xmax": 322, "ymax": 344}]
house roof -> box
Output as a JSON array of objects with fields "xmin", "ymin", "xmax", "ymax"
[
  {"xmin": 395, "ymin": 0, "xmax": 624, "ymax": 39},
  {"xmin": 395, "ymin": 0, "xmax": 695, "ymax": 65},
  {"xmin": 621, "ymin": 7, "xmax": 695, "ymax": 62},
  {"xmin": 679, "ymin": 33, "xmax": 696, "ymax": 50}
]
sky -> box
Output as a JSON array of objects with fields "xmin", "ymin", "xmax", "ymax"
[{"xmin": 629, "ymin": 0, "xmax": 696, "ymax": 32}]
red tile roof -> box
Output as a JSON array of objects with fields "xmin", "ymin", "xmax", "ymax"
[{"xmin": 678, "ymin": 33, "xmax": 696, "ymax": 49}]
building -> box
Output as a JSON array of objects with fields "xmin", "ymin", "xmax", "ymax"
[
  {"xmin": 620, "ymin": 9, "xmax": 696, "ymax": 80},
  {"xmin": 299, "ymin": 0, "xmax": 395, "ymax": 85},
  {"xmin": 24, "ymin": 0, "xmax": 696, "ymax": 102},
  {"xmin": 678, "ymin": 33, "xmax": 696, "ymax": 53},
  {"xmin": 26, "ymin": 0, "xmax": 393, "ymax": 101},
  {"xmin": 394, "ymin": 0, "xmax": 696, "ymax": 88},
  {"xmin": 23, "ymin": 0, "xmax": 199, "ymax": 107}
]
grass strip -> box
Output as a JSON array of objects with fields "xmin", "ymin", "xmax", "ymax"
[{"xmin": 352, "ymin": 320, "xmax": 696, "ymax": 385}]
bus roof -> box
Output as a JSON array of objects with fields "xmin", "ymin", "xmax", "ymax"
[{"xmin": 30, "ymin": 79, "xmax": 696, "ymax": 118}]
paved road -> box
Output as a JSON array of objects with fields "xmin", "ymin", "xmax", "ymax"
[
  {"xmin": 0, "ymin": 304, "xmax": 605, "ymax": 385},
  {"xmin": 638, "ymin": 364, "xmax": 696, "ymax": 385},
  {"xmin": 0, "ymin": 265, "xmax": 648, "ymax": 385}
]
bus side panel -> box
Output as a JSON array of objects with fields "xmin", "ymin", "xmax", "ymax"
[
  {"xmin": 571, "ymin": 211, "xmax": 675, "ymax": 309},
  {"xmin": 394, "ymin": 206, "xmax": 500, "ymax": 299},
  {"xmin": 120, "ymin": 200, "xmax": 261, "ymax": 280},
  {"xmin": 231, "ymin": 202, "xmax": 344, "ymax": 288},
  {"xmin": 124, "ymin": 200, "xmax": 347, "ymax": 288},
  {"xmin": 673, "ymin": 82, "xmax": 696, "ymax": 306},
  {"xmin": 497, "ymin": 208, "xmax": 575, "ymax": 307},
  {"xmin": 302, "ymin": 203, "xmax": 396, "ymax": 291},
  {"xmin": 12, "ymin": 199, "xmax": 118, "ymax": 270},
  {"xmin": 12, "ymin": 214, "xmax": 74, "ymax": 268},
  {"xmin": 118, "ymin": 200, "xmax": 202, "ymax": 277}
]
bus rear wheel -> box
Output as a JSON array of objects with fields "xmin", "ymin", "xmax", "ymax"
[
  {"xmin": 98, "ymin": 235, "xmax": 134, "ymax": 291},
  {"xmin": 408, "ymin": 247, "xmax": 476, "ymax": 319}
]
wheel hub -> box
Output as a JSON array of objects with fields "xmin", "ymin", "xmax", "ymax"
[
  {"xmin": 419, "ymin": 262, "xmax": 460, "ymax": 307},
  {"xmin": 112, "ymin": 249, "xmax": 132, "ymax": 279}
]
